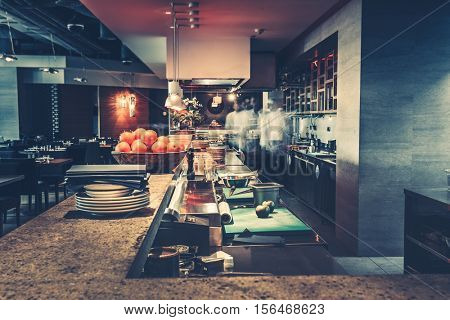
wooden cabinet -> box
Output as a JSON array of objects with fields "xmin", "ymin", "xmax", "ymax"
[{"xmin": 282, "ymin": 49, "xmax": 337, "ymax": 115}]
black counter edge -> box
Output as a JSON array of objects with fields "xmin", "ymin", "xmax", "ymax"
[{"xmin": 126, "ymin": 168, "xmax": 182, "ymax": 279}]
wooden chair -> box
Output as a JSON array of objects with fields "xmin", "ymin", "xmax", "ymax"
[
  {"xmin": 84, "ymin": 142, "xmax": 101, "ymax": 164},
  {"xmin": 0, "ymin": 159, "xmax": 49, "ymax": 214}
]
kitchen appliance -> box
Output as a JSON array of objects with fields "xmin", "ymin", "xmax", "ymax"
[
  {"xmin": 206, "ymin": 145, "xmax": 226, "ymax": 166},
  {"xmin": 221, "ymin": 172, "xmax": 257, "ymax": 189},
  {"xmin": 143, "ymin": 247, "xmax": 180, "ymax": 278},
  {"xmin": 327, "ymin": 140, "xmax": 336, "ymax": 153}
]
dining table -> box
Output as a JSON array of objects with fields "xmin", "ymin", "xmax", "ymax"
[
  {"xmin": 36, "ymin": 158, "xmax": 73, "ymax": 175},
  {"xmin": 19, "ymin": 148, "xmax": 68, "ymax": 159},
  {"xmin": 0, "ymin": 175, "xmax": 25, "ymax": 189}
]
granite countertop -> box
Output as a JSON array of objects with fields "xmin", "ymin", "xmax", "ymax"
[{"xmin": 0, "ymin": 174, "xmax": 449, "ymax": 300}]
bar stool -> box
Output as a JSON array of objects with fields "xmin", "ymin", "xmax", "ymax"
[{"xmin": 0, "ymin": 196, "xmax": 20, "ymax": 236}]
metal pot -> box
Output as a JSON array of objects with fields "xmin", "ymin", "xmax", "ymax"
[
  {"xmin": 143, "ymin": 247, "xmax": 180, "ymax": 278},
  {"xmin": 221, "ymin": 172, "xmax": 257, "ymax": 188},
  {"xmin": 251, "ymin": 182, "xmax": 284, "ymax": 207}
]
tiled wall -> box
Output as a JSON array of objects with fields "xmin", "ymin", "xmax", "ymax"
[
  {"xmin": 358, "ymin": 0, "xmax": 450, "ymax": 255},
  {"xmin": 298, "ymin": 115, "xmax": 337, "ymax": 143},
  {"xmin": 291, "ymin": 0, "xmax": 363, "ymax": 254}
]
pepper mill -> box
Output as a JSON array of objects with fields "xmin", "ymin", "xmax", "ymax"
[{"xmin": 187, "ymin": 148, "xmax": 195, "ymax": 180}]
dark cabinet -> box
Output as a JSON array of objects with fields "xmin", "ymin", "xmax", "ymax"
[
  {"xmin": 287, "ymin": 151, "xmax": 336, "ymax": 221},
  {"xmin": 404, "ymin": 188, "xmax": 450, "ymax": 273}
]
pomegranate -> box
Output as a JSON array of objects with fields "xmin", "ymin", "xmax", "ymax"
[
  {"xmin": 157, "ymin": 136, "xmax": 170, "ymax": 145},
  {"xmin": 119, "ymin": 131, "xmax": 135, "ymax": 146},
  {"xmin": 167, "ymin": 141, "xmax": 181, "ymax": 152},
  {"xmin": 133, "ymin": 128, "xmax": 147, "ymax": 140},
  {"xmin": 143, "ymin": 130, "xmax": 158, "ymax": 148},
  {"xmin": 151, "ymin": 139, "xmax": 167, "ymax": 153},
  {"xmin": 115, "ymin": 141, "xmax": 131, "ymax": 153},
  {"xmin": 131, "ymin": 139, "xmax": 148, "ymax": 153}
]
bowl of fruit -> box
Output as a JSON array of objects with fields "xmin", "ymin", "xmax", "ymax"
[{"xmin": 111, "ymin": 128, "xmax": 188, "ymax": 173}]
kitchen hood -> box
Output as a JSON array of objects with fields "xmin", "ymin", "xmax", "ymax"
[{"xmin": 166, "ymin": 34, "xmax": 250, "ymax": 83}]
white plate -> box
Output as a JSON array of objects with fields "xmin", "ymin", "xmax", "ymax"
[
  {"xmin": 84, "ymin": 184, "xmax": 130, "ymax": 192},
  {"xmin": 76, "ymin": 194, "xmax": 149, "ymax": 205},
  {"xmin": 76, "ymin": 191, "xmax": 148, "ymax": 202},
  {"xmin": 76, "ymin": 201, "xmax": 149, "ymax": 212},
  {"xmin": 85, "ymin": 190, "xmax": 132, "ymax": 198},
  {"xmin": 76, "ymin": 197, "xmax": 149, "ymax": 208},
  {"xmin": 76, "ymin": 206, "xmax": 145, "ymax": 215}
]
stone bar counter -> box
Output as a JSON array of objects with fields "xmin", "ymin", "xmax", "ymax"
[{"xmin": 0, "ymin": 174, "xmax": 449, "ymax": 299}]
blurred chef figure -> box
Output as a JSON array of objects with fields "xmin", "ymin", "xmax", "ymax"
[
  {"xmin": 259, "ymin": 98, "xmax": 286, "ymax": 151},
  {"xmin": 225, "ymin": 101, "xmax": 242, "ymax": 149}
]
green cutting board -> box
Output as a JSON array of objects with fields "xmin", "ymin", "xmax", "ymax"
[{"xmin": 224, "ymin": 207, "xmax": 312, "ymax": 234}]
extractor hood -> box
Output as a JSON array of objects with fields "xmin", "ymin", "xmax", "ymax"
[{"xmin": 166, "ymin": 34, "xmax": 250, "ymax": 83}]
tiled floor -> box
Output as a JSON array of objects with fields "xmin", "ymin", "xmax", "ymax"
[
  {"xmin": 280, "ymin": 188, "xmax": 405, "ymax": 275},
  {"xmin": 334, "ymin": 257, "xmax": 404, "ymax": 275}
]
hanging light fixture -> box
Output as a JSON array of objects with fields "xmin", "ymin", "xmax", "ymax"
[
  {"xmin": 212, "ymin": 92, "xmax": 222, "ymax": 107},
  {"xmin": 40, "ymin": 34, "xmax": 59, "ymax": 74},
  {"xmin": 73, "ymin": 65, "xmax": 88, "ymax": 83},
  {"xmin": 73, "ymin": 76, "xmax": 88, "ymax": 83},
  {"xmin": 165, "ymin": 2, "xmax": 201, "ymax": 111},
  {"xmin": 165, "ymin": 3, "xmax": 186, "ymax": 111},
  {"xmin": 0, "ymin": 10, "xmax": 18, "ymax": 62}
]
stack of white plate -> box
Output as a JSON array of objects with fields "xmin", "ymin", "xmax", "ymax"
[{"xmin": 76, "ymin": 183, "xmax": 149, "ymax": 215}]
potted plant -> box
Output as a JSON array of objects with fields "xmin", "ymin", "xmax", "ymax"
[{"xmin": 171, "ymin": 97, "xmax": 204, "ymax": 130}]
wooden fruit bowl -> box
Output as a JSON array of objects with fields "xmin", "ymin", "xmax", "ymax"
[{"xmin": 111, "ymin": 151, "xmax": 186, "ymax": 173}]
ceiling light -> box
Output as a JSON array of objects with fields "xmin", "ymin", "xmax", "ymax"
[
  {"xmin": 73, "ymin": 77, "xmax": 88, "ymax": 83},
  {"xmin": 189, "ymin": 17, "xmax": 199, "ymax": 23},
  {"xmin": 40, "ymin": 67, "xmax": 59, "ymax": 74},
  {"xmin": 192, "ymin": 79, "xmax": 240, "ymax": 86},
  {"xmin": 254, "ymin": 28, "xmax": 266, "ymax": 35},
  {"xmin": 165, "ymin": 11, "xmax": 172, "ymax": 15},
  {"xmin": 120, "ymin": 45, "xmax": 133, "ymax": 65},
  {"xmin": 188, "ymin": 10, "xmax": 199, "ymax": 16},
  {"xmin": 227, "ymin": 93, "xmax": 236, "ymax": 102},
  {"xmin": 67, "ymin": 23, "xmax": 85, "ymax": 33},
  {"xmin": 0, "ymin": 53, "xmax": 18, "ymax": 62},
  {"xmin": 190, "ymin": 23, "xmax": 199, "ymax": 29},
  {"xmin": 188, "ymin": 2, "xmax": 199, "ymax": 8},
  {"xmin": 165, "ymin": 94, "xmax": 186, "ymax": 111}
]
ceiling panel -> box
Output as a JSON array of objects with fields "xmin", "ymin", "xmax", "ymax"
[{"xmin": 81, "ymin": 0, "xmax": 341, "ymax": 78}]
